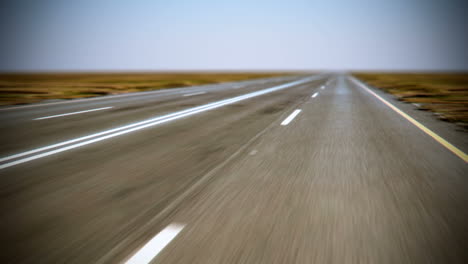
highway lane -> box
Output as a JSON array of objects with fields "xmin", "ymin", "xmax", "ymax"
[
  {"xmin": 0, "ymin": 75, "xmax": 300, "ymax": 127},
  {"xmin": 0, "ymin": 75, "xmax": 317, "ymax": 157},
  {"xmin": 0, "ymin": 75, "xmax": 326, "ymax": 263},
  {"xmin": 1, "ymin": 73, "xmax": 467, "ymax": 263},
  {"xmin": 152, "ymin": 75, "xmax": 468, "ymax": 264},
  {"xmin": 0, "ymin": 75, "xmax": 299, "ymax": 113}
]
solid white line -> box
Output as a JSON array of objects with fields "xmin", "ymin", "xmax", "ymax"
[
  {"xmin": 281, "ymin": 109, "xmax": 302, "ymax": 126},
  {"xmin": 0, "ymin": 77, "xmax": 288, "ymax": 112},
  {"xmin": 312, "ymin": 92, "xmax": 318, "ymax": 98},
  {"xmin": 33, "ymin": 107, "xmax": 113, "ymax": 120},
  {"xmin": 0, "ymin": 77, "xmax": 317, "ymax": 169},
  {"xmin": 183, "ymin": 91, "xmax": 206, "ymax": 97},
  {"xmin": 125, "ymin": 224, "xmax": 184, "ymax": 264},
  {"xmin": 350, "ymin": 76, "xmax": 468, "ymax": 163}
]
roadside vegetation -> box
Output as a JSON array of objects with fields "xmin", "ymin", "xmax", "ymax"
[
  {"xmin": 354, "ymin": 73, "xmax": 468, "ymax": 130},
  {"xmin": 0, "ymin": 72, "xmax": 295, "ymax": 106}
]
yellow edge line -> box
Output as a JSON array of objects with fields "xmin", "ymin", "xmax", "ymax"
[{"xmin": 350, "ymin": 76, "xmax": 468, "ymax": 163}]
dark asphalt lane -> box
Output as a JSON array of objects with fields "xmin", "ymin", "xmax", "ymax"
[
  {"xmin": 0, "ymin": 75, "xmax": 310, "ymax": 157},
  {"xmin": 0, "ymin": 74, "xmax": 467, "ymax": 264},
  {"xmin": 0, "ymin": 75, "xmax": 326, "ymax": 263}
]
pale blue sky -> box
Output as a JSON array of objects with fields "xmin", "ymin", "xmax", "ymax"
[{"xmin": 0, "ymin": 0, "xmax": 467, "ymax": 71}]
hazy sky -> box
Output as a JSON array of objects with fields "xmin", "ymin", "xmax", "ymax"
[{"xmin": 0, "ymin": 0, "xmax": 467, "ymax": 71}]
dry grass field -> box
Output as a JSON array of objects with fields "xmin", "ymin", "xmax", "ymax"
[
  {"xmin": 354, "ymin": 73, "xmax": 468, "ymax": 129},
  {"xmin": 0, "ymin": 72, "xmax": 295, "ymax": 106}
]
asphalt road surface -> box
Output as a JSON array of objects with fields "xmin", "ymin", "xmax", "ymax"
[{"xmin": 0, "ymin": 73, "xmax": 467, "ymax": 263}]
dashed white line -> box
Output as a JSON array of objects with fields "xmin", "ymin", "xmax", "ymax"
[
  {"xmin": 33, "ymin": 107, "xmax": 113, "ymax": 120},
  {"xmin": 312, "ymin": 92, "xmax": 319, "ymax": 98},
  {"xmin": 183, "ymin": 91, "xmax": 206, "ymax": 97},
  {"xmin": 249, "ymin": 149, "xmax": 258, "ymax": 155},
  {"xmin": 124, "ymin": 223, "xmax": 184, "ymax": 264},
  {"xmin": 281, "ymin": 109, "xmax": 302, "ymax": 126},
  {"xmin": 320, "ymin": 86, "xmax": 325, "ymax": 90}
]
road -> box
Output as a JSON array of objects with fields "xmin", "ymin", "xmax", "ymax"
[{"xmin": 0, "ymin": 73, "xmax": 467, "ymax": 263}]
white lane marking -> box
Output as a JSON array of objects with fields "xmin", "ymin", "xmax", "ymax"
[
  {"xmin": 350, "ymin": 76, "xmax": 468, "ymax": 163},
  {"xmin": 312, "ymin": 92, "xmax": 319, "ymax": 98},
  {"xmin": 33, "ymin": 107, "xmax": 113, "ymax": 120},
  {"xmin": 0, "ymin": 90, "xmax": 176, "ymax": 111},
  {"xmin": 183, "ymin": 91, "xmax": 206, "ymax": 97},
  {"xmin": 125, "ymin": 224, "xmax": 184, "ymax": 264},
  {"xmin": 321, "ymin": 86, "xmax": 325, "ymax": 90},
  {"xmin": 0, "ymin": 77, "xmax": 290, "ymax": 112},
  {"xmin": 0, "ymin": 77, "xmax": 317, "ymax": 169},
  {"xmin": 281, "ymin": 109, "xmax": 302, "ymax": 126},
  {"xmin": 249, "ymin": 150, "xmax": 258, "ymax": 155}
]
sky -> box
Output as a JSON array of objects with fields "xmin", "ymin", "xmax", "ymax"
[{"xmin": 0, "ymin": 0, "xmax": 467, "ymax": 71}]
